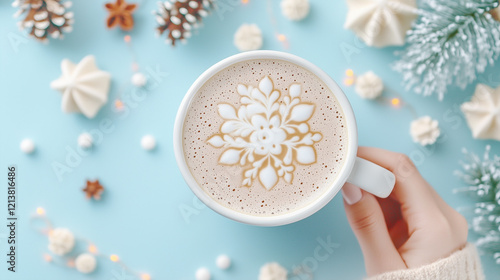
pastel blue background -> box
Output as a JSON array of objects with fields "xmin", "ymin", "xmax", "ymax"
[{"xmin": 1, "ymin": 1, "xmax": 500, "ymax": 279}]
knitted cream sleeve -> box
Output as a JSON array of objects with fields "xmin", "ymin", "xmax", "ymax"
[{"xmin": 367, "ymin": 243, "xmax": 485, "ymax": 280}]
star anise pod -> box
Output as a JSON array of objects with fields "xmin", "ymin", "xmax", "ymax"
[
  {"xmin": 105, "ymin": 0, "xmax": 137, "ymax": 31},
  {"xmin": 83, "ymin": 180, "xmax": 104, "ymax": 200}
]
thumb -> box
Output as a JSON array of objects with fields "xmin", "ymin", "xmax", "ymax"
[{"xmin": 342, "ymin": 183, "xmax": 406, "ymax": 276}]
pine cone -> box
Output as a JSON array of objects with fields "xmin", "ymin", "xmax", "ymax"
[
  {"xmin": 155, "ymin": 0, "xmax": 214, "ymax": 46},
  {"xmin": 12, "ymin": 0, "xmax": 74, "ymax": 42}
]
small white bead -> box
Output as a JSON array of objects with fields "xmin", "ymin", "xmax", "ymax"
[
  {"xmin": 20, "ymin": 138, "xmax": 35, "ymax": 154},
  {"xmin": 75, "ymin": 253, "xmax": 97, "ymax": 274},
  {"xmin": 195, "ymin": 267, "xmax": 211, "ymax": 280},
  {"xmin": 141, "ymin": 135, "xmax": 156, "ymax": 151},
  {"xmin": 131, "ymin": 72, "xmax": 148, "ymax": 87},
  {"xmin": 216, "ymin": 254, "xmax": 231, "ymax": 270},
  {"xmin": 77, "ymin": 132, "xmax": 93, "ymax": 148}
]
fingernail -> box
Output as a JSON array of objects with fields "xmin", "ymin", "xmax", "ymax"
[{"xmin": 342, "ymin": 183, "xmax": 362, "ymax": 205}]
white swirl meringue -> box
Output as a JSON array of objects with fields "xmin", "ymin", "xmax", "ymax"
[
  {"xmin": 234, "ymin": 24, "xmax": 263, "ymax": 52},
  {"xmin": 345, "ymin": 0, "xmax": 418, "ymax": 47},
  {"xmin": 51, "ymin": 55, "xmax": 111, "ymax": 119},
  {"xmin": 281, "ymin": 0, "xmax": 310, "ymax": 21},
  {"xmin": 48, "ymin": 228, "xmax": 75, "ymax": 256},
  {"xmin": 259, "ymin": 262, "xmax": 288, "ymax": 280},
  {"xmin": 75, "ymin": 253, "xmax": 97, "ymax": 274},
  {"xmin": 461, "ymin": 84, "xmax": 500, "ymax": 141},
  {"xmin": 355, "ymin": 71, "xmax": 384, "ymax": 99},
  {"xmin": 410, "ymin": 116, "xmax": 440, "ymax": 146}
]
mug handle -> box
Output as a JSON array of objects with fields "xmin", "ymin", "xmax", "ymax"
[{"xmin": 346, "ymin": 157, "xmax": 396, "ymax": 198}]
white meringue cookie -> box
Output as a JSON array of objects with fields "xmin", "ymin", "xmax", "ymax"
[
  {"xmin": 461, "ymin": 84, "xmax": 500, "ymax": 141},
  {"xmin": 75, "ymin": 253, "xmax": 97, "ymax": 274},
  {"xmin": 51, "ymin": 55, "xmax": 111, "ymax": 119},
  {"xmin": 281, "ymin": 0, "xmax": 310, "ymax": 21},
  {"xmin": 410, "ymin": 116, "xmax": 440, "ymax": 146},
  {"xmin": 259, "ymin": 262, "xmax": 288, "ymax": 280},
  {"xmin": 345, "ymin": 0, "xmax": 418, "ymax": 47},
  {"xmin": 48, "ymin": 228, "xmax": 75, "ymax": 256},
  {"xmin": 355, "ymin": 71, "xmax": 384, "ymax": 99},
  {"xmin": 234, "ymin": 24, "xmax": 263, "ymax": 52}
]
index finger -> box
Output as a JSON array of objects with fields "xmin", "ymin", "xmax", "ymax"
[{"xmin": 357, "ymin": 146, "xmax": 439, "ymax": 215}]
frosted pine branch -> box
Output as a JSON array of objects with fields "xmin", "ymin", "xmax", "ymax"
[
  {"xmin": 455, "ymin": 145, "xmax": 500, "ymax": 265},
  {"xmin": 393, "ymin": 0, "xmax": 500, "ymax": 100}
]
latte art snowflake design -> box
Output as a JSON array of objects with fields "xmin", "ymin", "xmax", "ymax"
[{"xmin": 207, "ymin": 76, "xmax": 322, "ymax": 190}]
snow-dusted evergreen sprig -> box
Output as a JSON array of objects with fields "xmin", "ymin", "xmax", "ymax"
[
  {"xmin": 154, "ymin": 0, "xmax": 214, "ymax": 46},
  {"xmin": 393, "ymin": 0, "xmax": 500, "ymax": 100},
  {"xmin": 12, "ymin": 0, "xmax": 74, "ymax": 42},
  {"xmin": 455, "ymin": 145, "xmax": 500, "ymax": 265}
]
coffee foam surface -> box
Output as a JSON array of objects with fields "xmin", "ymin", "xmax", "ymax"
[{"xmin": 182, "ymin": 59, "xmax": 348, "ymax": 216}]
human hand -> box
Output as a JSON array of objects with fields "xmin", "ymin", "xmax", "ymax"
[{"xmin": 342, "ymin": 147, "xmax": 468, "ymax": 277}]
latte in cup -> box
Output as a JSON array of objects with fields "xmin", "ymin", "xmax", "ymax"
[{"xmin": 182, "ymin": 59, "xmax": 348, "ymax": 216}]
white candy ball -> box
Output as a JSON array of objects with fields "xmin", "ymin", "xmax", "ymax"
[
  {"xmin": 234, "ymin": 24, "xmax": 263, "ymax": 52},
  {"xmin": 281, "ymin": 0, "xmax": 310, "ymax": 21},
  {"xmin": 141, "ymin": 135, "xmax": 156, "ymax": 151},
  {"xmin": 131, "ymin": 72, "xmax": 147, "ymax": 87},
  {"xmin": 195, "ymin": 267, "xmax": 211, "ymax": 280},
  {"xmin": 75, "ymin": 253, "xmax": 97, "ymax": 274},
  {"xmin": 216, "ymin": 254, "xmax": 231, "ymax": 270},
  {"xmin": 77, "ymin": 132, "xmax": 93, "ymax": 148},
  {"xmin": 48, "ymin": 228, "xmax": 75, "ymax": 256},
  {"xmin": 20, "ymin": 138, "xmax": 35, "ymax": 154}
]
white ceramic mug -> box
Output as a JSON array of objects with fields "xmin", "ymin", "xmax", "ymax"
[{"xmin": 174, "ymin": 51, "xmax": 395, "ymax": 226}]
